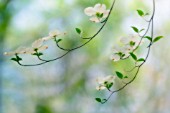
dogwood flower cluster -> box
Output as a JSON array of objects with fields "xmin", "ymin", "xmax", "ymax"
[
  {"xmin": 84, "ymin": 3, "xmax": 110, "ymax": 23},
  {"xmin": 110, "ymin": 35, "xmax": 141, "ymax": 62},
  {"xmin": 96, "ymin": 75, "xmax": 115, "ymax": 90},
  {"xmin": 4, "ymin": 29, "xmax": 66, "ymax": 56}
]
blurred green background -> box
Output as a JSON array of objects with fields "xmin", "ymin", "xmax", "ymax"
[{"xmin": 0, "ymin": 0, "xmax": 170, "ymax": 113}]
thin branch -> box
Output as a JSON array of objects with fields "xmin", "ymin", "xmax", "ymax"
[
  {"xmin": 101, "ymin": 0, "xmax": 155, "ymax": 104},
  {"xmin": 18, "ymin": 0, "xmax": 117, "ymax": 66}
]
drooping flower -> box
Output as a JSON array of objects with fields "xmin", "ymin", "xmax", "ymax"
[
  {"xmin": 42, "ymin": 29, "xmax": 66, "ymax": 41},
  {"xmin": 110, "ymin": 54, "xmax": 120, "ymax": 61},
  {"xmin": 110, "ymin": 35, "xmax": 143, "ymax": 62},
  {"xmin": 120, "ymin": 35, "xmax": 142, "ymax": 49},
  {"xmin": 84, "ymin": 3, "xmax": 110, "ymax": 23},
  {"xmin": 26, "ymin": 38, "xmax": 48, "ymax": 54},
  {"xmin": 96, "ymin": 75, "xmax": 115, "ymax": 90},
  {"xmin": 110, "ymin": 45, "xmax": 129, "ymax": 62},
  {"xmin": 4, "ymin": 47, "xmax": 28, "ymax": 56}
]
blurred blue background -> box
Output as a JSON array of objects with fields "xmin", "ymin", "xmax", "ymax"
[{"xmin": 0, "ymin": 0, "xmax": 170, "ymax": 113}]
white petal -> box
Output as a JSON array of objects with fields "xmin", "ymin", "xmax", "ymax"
[
  {"xmin": 49, "ymin": 29, "xmax": 61, "ymax": 37},
  {"xmin": 103, "ymin": 10, "xmax": 110, "ymax": 18},
  {"xmin": 38, "ymin": 45, "xmax": 48, "ymax": 51},
  {"xmin": 15, "ymin": 47, "xmax": 28, "ymax": 54},
  {"xmin": 96, "ymin": 85, "xmax": 106, "ymax": 90},
  {"xmin": 84, "ymin": 7, "xmax": 95, "ymax": 16},
  {"xmin": 42, "ymin": 36, "xmax": 52, "ymax": 41},
  {"xmin": 104, "ymin": 75, "xmax": 115, "ymax": 83},
  {"xmin": 120, "ymin": 37, "xmax": 130, "ymax": 44},
  {"xmin": 32, "ymin": 39, "xmax": 44, "ymax": 48},
  {"xmin": 96, "ymin": 77, "xmax": 105, "ymax": 84},
  {"xmin": 89, "ymin": 16, "xmax": 101, "ymax": 23},
  {"xmin": 112, "ymin": 45, "xmax": 124, "ymax": 53},
  {"xmin": 110, "ymin": 54, "xmax": 120, "ymax": 61},
  {"xmin": 94, "ymin": 4, "xmax": 106, "ymax": 13},
  {"xmin": 3, "ymin": 52, "xmax": 16, "ymax": 56},
  {"xmin": 25, "ymin": 48, "xmax": 35, "ymax": 54}
]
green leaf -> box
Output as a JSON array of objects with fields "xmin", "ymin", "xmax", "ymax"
[
  {"xmin": 130, "ymin": 53, "xmax": 137, "ymax": 61},
  {"xmin": 38, "ymin": 52, "xmax": 43, "ymax": 56},
  {"xmin": 16, "ymin": 55, "xmax": 22, "ymax": 61},
  {"xmin": 56, "ymin": 39, "xmax": 62, "ymax": 43},
  {"xmin": 144, "ymin": 36, "xmax": 152, "ymax": 42},
  {"xmin": 131, "ymin": 26, "xmax": 139, "ymax": 33},
  {"xmin": 99, "ymin": 13, "xmax": 103, "ymax": 18},
  {"xmin": 137, "ymin": 58, "xmax": 145, "ymax": 62},
  {"xmin": 153, "ymin": 36, "xmax": 164, "ymax": 43},
  {"xmin": 32, "ymin": 53, "xmax": 38, "ymax": 56},
  {"xmin": 130, "ymin": 41, "xmax": 135, "ymax": 47},
  {"xmin": 106, "ymin": 82, "xmax": 113, "ymax": 89},
  {"xmin": 11, "ymin": 58, "xmax": 18, "ymax": 62},
  {"xmin": 145, "ymin": 13, "xmax": 149, "ymax": 16},
  {"xmin": 75, "ymin": 28, "xmax": 81, "ymax": 34},
  {"xmin": 137, "ymin": 9, "xmax": 144, "ymax": 16},
  {"xmin": 101, "ymin": 99, "xmax": 107, "ymax": 103},
  {"xmin": 116, "ymin": 71, "xmax": 124, "ymax": 79},
  {"xmin": 95, "ymin": 98, "xmax": 101, "ymax": 103},
  {"xmin": 139, "ymin": 28, "xmax": 145, "ymax": 32},
  {"xmin": 96, "ymin": 13, "xmax": 103, "ymax": 18},
  {"xmin": 124, "ymin": 76, "xmax": 128, "ymax": 78}
]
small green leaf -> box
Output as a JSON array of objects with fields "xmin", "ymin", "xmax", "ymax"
[
  {"xmin": 101, "ymin": 99, "xmax": 107, "ymax": 103},
  {"xmin": 144, "ymin": 36, "xmax": 152, "ymax": 42},
  {"xmin": 137, "ymin": 9, "xmax": 144, "ymax": 16},
  {"xmin": 130, "ymin": 41, "xmax": 135, "ymax": 47},
  {"xmin": 116, "ymin": 71, "xmax": 124, "ymax": 79},
  {"xmin": 11, "ymin": 58, "xmax": 18, "ymax": 62},
  {"xmin": 16, "ymin": 55, "xmax": 22, "ymax": 61},
  {"xmin": 38, "ymin": 52, "xmax": 43, "ymax": 56},
  {"xmin": 153, "ymin": 36, "xmax": 164, "ymax": 43},
  {"xmin": 130, "ymin": 53, "xmax": 137, "ymax": 61},
  {"xmin": 57, "ymin": 39, "xmax": 62, "ymax": 43},
  {"xmin": 131, "ymin": 26, "xmax": 139, "ymax": 33},
  {"xmin": 137, "ymin": 58, "xmax": 145, "ymax": 62},
  {"xmin": 99, "ymin": 13, "xmax": 103, "ymax": 18},
  {"xmin": 32, "ymin": 53, "xmax": 38, "ymax": 56},
  {"xmin": 95, "ymin": 98, "xmax": 101, "ymax": 103},
  {"xmin": 106, "ymin": 82, "xmax": 113, "ymax": 89},
  {"xmin": 75, "ymin": 28, "xmax": 81, "ymax": 34},
  {"xmin": 145, "ymin": 13, "xmax": 149, "ymax": 16},
  {"xmin": 124, "ymin": 76, "xmax": 128, "ymax": 79},
  {"xmin": 96, "ymin": 13, "xmax": 103, "ymax": 18},
  {"xmin": 139, "ymin": 29, "xmax": 145, "ymax": 32}
]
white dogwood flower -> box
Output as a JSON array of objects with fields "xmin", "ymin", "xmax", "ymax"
[
  {"xmin": 110, "ymin": 54, "xmax": 120, "ymax": 61},
  {"xmin": 84, "ymin": 3, "xmax": 110, "ymax": 23},
  {"xmin": 4, "ymin": 47, "xmax": 28, "ymax": 56},
  {"xmin": 32, "ymin": 38, "xmax": 44, "ymax": 48},
  {"xmin": 110, "ymin": 45, "xmax": 130, "ymax": 61},
  {"xmin": 120, "ymin": 35, "xmax": 142, "ymax": 49},
  {"xmin": 96, "ymin": 75, "xmax": 115, "ymax": 90},
  {"xmin": 24, "ymin": 46, "xmax": 48, "ymax": 54},
  {"xmin": 42, "ymin": 29, "xmax": 66, "ymax": 41}
]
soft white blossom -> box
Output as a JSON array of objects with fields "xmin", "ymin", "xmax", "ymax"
[
  {"xmin": 110, "ymin": 35, "xmax": 143, "ymax": 62},
  {"xmin": 29, "ymin": 38, "xmax": 48, "ymax": 53},
  {"xmin": 42, "ymin": 29, "xmax": 66, "ymax": 41},
  {"xmin": 110, "ymin": 54, "xmax": 120, "ymax": 61},
  {"xmin": 120, "ymin": 35, "xmax": 142, "ymax": 49},
  {"xmin": 4, "ymin": 47, "xmax": 28, "ymax": 56},
  {"xmin": 84, "ymin": 3, "xmax": 110, "ymax": 23},
  {"xmin": 25, "ymin": 46, "xmax": 48, "ymax": 54},
  {"xmin": 96, "ymin": 75, "xmax": 115, "ymax": 90},
  {"xmin": 110, "ymin": 45, "xmax": 130, "ymax": 61},
  {"xmin": 32, "ymin": 38, "xmax": 44, "ymax": 48},
  {"xmin": 4, "ymin": 38, "xmax": 48, "ymax": 56}
]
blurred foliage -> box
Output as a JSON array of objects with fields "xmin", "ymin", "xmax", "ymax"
[{"xmin": 1, "ymin": 0, "xmax": 170, "ymax": 113}]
